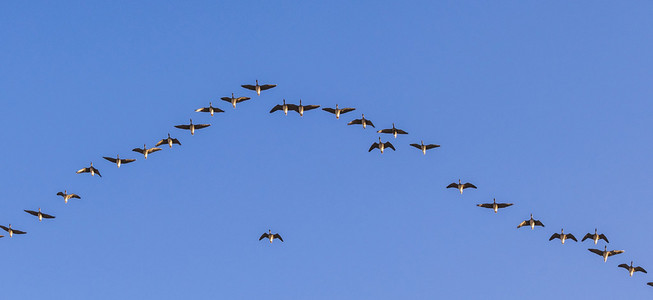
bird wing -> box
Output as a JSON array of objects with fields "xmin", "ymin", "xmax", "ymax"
[
  {"xmin": 220, "ymin": 97, "xmax": 232, "ymax": 102},
  {"xmin": 347, "ymin": 119, "xmax": 362, "ymax": 125},
  {"xmin": 477, "ymin": 204, "xmax": 493, "ymax": 209},
  {"xmin": 463, "ymin": 183, "xmax": 477, "ymax": 189},
  {"xmin": 648, "ymin": 282, "xmax": 653, "ymax": 287},
  {"xmin": 608, "ymin": 250, "xmax": 625, "ymax": 256},
  {"xmin": 366, "ymin": 120, "xmax": 375, "ymax": 128},
  {"xmin": 303, "ymin": 105, "xmax": 320, "ymax": 111},
  {"xmin": 517, "ymin": 220, "xmax": 528, "ymax": 228},
  {"xmin": 260, "ymin": 84, "xmax": 276, "ymax": 90},
  {"xmin": 581, "ymin": 233, "xmax": 592, "ymax": 241},
  {"xmin": 395, "ymin": 129, "xmax": 408, "ymax": 134},
  {"xmin": 175, "ymin": 125, "xmax": 191, "ymax": 130},
  {"xmin": 341, "ymin": 108, "xmax": 356, "ymax": 114},
  {"xmin": 42, "ymin": 213, "xmax": 56, "ymax": 219},
  {"xmin": 425, "ymin": 144, "xmax": 441, "ymax": 149},
  {"xmin": 235, "ymin": 97, "xmax": 250, "ymax": 103},
  {"xmin": 12, "ymin": 229, "xmax": 26, "ymax": 234},
  {"xmin": 56, "ymin": 192, "xmax": 64, "ymax": 196},
  {"xmin": 635, "ymin": 267, "xmax": 647, "ymax": 273},
  {"xmin": 194, "ymin": 124, "xmax": 211, "ymax": 129},
  {"xmin": 618, "ymin": 264, "xmax": 629, "ymax": 270},
  {"xmin": 270, "ymin": 105, "xmax": 283, "ymax": 113},
  {"xmin": 211, "ymin": 107, "xmax": 225, "ymax": 112},
  {"xmin": 497, "ymin": 203, "xmax": 513, "ymax": 208},
  {"xmin": 241, "ymin": 84, "xmax": 256, "ymax": 90},
  {"xmin": 273, "ymin": 234, "xmax": 284, "ymax": 242},
  {"xmin": 534, "ymin": 220, "xmax": 544, "ymax": 227},
  {"xmin": 121, "ymin": 159, "xmax": 136, "ymax": 164},
  {"xmin": 172, "ymin": 139, "xmax": 181, "ymax": 145},
  {"xmin": 384, "ymin": 142, "xmax": 396, "ymax": 151},
  {"xmin": 103, "ymin": 157, "xmax": 117, "ymax": 163},
  {"xmin": 549, "ymin": 233, "xmax": 560, "ymax": 241},
  {"xmin": 286, "ymin": 104, "xmax": 299, "ymax": 112},
  {"xmin": 446, "ymin": 183, "xmax": 458, "ymax": 189},
  {"xmin": 377, "ymin": 129, "xmax": 392, "ymax": 134},
  {"xmin": 588, "ymin": 248, "xmax": 603, "ymax": 256},
  {"xmin": 71, "ymin": 194, "xmax": 81, "ymax": 199},
  {"xmin": 147, "ymin": 148, "xmax": 162, "ymax": 154},
  {"xmin": 322, "ymin": 108, "xmax": 336, "ymax": 114},
  {"xmin": 76, "ymin": 167, "xmax": 89, "ymax": 174},
  {"xmin": 368, "ymin": 143, "xmax": 379, "ymax": 152},
  {"xmin": 132, "ymin": 148, "xmax": 145, "ymax": 154},
  {"xmin": 409, "ymin": 144, "xmax": 421, "ymax": 149},
  {"xmin": 91, "ymin": 167, "xmax": 102, "ymax": 177},
  {"xmin": 567, "ymin": 234, "xmax": 577, "ymax": 242},
  {"xmin": 599, "ymin": 234, "xmax": 609, "ymax": 243},
  {"xmin": 195, "ymin": 107, "xmax": 210, "ymax": 112},
  {"xmin": 259, "ymin": 233, "xmax": 269, "ymax": 241},
  {"xmin": 0, "ymin": 225, "xmax": 8, "ymax": 232},
  {"xmin": 155, "ymin": 139, "xmax": 166, "ymax": 147},
  {"xmin": 24, "ymin": 210, "xmax": 39, "ymax": 217}
]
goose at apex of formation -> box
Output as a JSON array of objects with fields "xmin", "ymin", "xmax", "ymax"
[
  {"xmin": 270, "ymin": 99, "xmax": 297, "ymax": 115},
  {"xmin": 347, "ymin": 114, "xmax": 375, "ymax": 129},
  {"xmin": 588, "ymin": 245, "xmax": 624, "ymax": 262},
  {"xmin": 377, "ymin": 123, "xmax": 408, "ymax": 138},
  {"xmin": 220, "ymin": 93, "xmax": 251, "ymax": 109},
  {"xmin": 582, "ymin": 228, "xmax": 609, "ymax": 244},
  {"xmin": 57, "ymin": 190, "xmax": 81, "ymax": 204},
  {"xmin": 410, "ymin": 140, "xmax": 440, "ymax": 155},
  {"xmin": 132, "ymin": 144, "xmax": 162, "ymax": 159},
  {"xmin": 292, "ymin": 99, "xmax": 320, "ymax": 116},
  {"xmin": 446, "ymin": 179, "xmax": 477, "ymax": 194},
  {"xmin": 156, "ymin": 133, "xmax": 181, "ymax": 148},
  {"xmin": 174, "ymin": 119, "xmax": 210, "ymax": 135},
  {"xmin": 517, "ymin": 214, "xmax": 544, "ymax": 229},
  {"xmin": 618, "ymin": 261, "xmax": 647, "ymax": 277},
  {"xmin": 76, "ymin": 162, "xmax": 101, "ymax": 177},
  {"xmin": 477, "ymin": 198, "xmax": 513, "ymax": 213},
  {"xmin": 195, "ymin": 102, "xmax": 224, "ymax": 116},
  {"xmin": 103, "ymin": 154, "xmax": 136, "ymax": 168},
  {"xmin": 242, "ymin": 80, "xmax": 276, "ymax": 96},
  {"xmin": 549, "ymin": 229, "xmax": 577, "ymax": 244},
  {"xmin": 259, "ymin": 229, "xmax": 283, "ymax": 243},
  {"xmin": 0, "ymin": 224, "xmax": 26, "ymax": 237},
  {"xmin": 322, "ymin": 104, "xmax": 355, "ymax": 119},
  {"xmin": 368, "ymin": 137, "xmax": 396, "ymax": 154},
  {"xmin": 24, "ymin": 208, "xmax": 55, "ymax": 221}
]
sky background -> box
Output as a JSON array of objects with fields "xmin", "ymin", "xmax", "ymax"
[{"xmin": 1, "ymin": 1, "xmax": 652, "ymax": 299}]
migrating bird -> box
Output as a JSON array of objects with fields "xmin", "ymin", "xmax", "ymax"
[
  {"xmin": 175, "ymin": 119, "xmax": 210, "ymax": 135},
  {"xmin": 347, "ymin": 114, "xmax": 375, "ymax": 129},
  {"xmin": 195, "ymin": 102, "xmax": 224, "ymax": 116},
  {"xmin": 322, "ymin": 104, "xmax": 355, "ymax": 119},
  {"xmin": 409, "ymin": 140, "xmax": 440, "ymax": 155},
  {"xmin": 132, "ymin": 144, "xmax": 162, "ymax": 159},
  {"xmin": 588, "ymin": 245, "xmax": 624, "ymax": 262},
  {"xmin": 0, "ymin": 224, "xmax": 26, "ymax": 237},
  {"xmin": 102, "ymin": 154, "xmax": 136, "ymax": 168},
  {"xmin": 220, "ymin": 93, "xmax": 251, "ymax": 109},
  {"xmin": 269, "ymin": 99, "xmax": 297, "ymax": 115},
  {"xmin": 581, "ymin": 228, "xmax": 609, "ymax": 244},
  {"xmin": 291, "ymin": 99, "xmax": 320, "ymax": 116},
  {"xmin": 549, "ymin": 229, "xmax": 577, "ymax": 244},
  {"xmin": 477, "ymin": 198, "xmax": 513, "ymax": 213},
  {"xmin": 259, "ymin": 229, "xmax": 283, "ymax": 243},
  {"xmin": 446, "ymin": 179, "xmax": 477, "ymax": 194},
  {"xmin": 368, "ymin": 137, "xmax": 396, "ymax": 154},
  {"xmin": 76, "ymin": 162, "xmax": 101, "ymax": 177},
  {"xmin": 24, "ymin": 208, "xmax": 55, "ymax": 221},
  {"xmin": 377, "ymin": 123, "xmax": 408, "ymax": 138},
  {"xmin": 242, "ymin": 80, "xmax": 276, "ymax": 96},
  {"xmin": 517, "ymin": 214, "xmax": 545, "ymax": 229},
  {"xmin": 156, "ymin": 133, "xmax": 181, "ymax": 148},
  {"xmin": 618, "ymin": 261, "xmax": 647, "ymax": 277},
  {"xmin": 57, "ymin": 190, "xmax": 81, "ymax": 204}
]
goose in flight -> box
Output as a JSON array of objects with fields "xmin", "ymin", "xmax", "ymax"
[
  {"xmin": 618, "ymin": 261, "xmax": 647, "ymax": 277},
  {"xmin": 517, "ymin": 214, "xmax": 545, "ymax": 229},
  {"xmin": 195, "ymin": 102, "xmax": 224, "ymax": 116},
  {"xmin": 220, "ymin": 93, "xmax": 251, "ymax": 109},
  {"xmin": 369, "ymin": 137, "xmax": 396, "ymax": 153},
  {"xmin": 347, "ymin": 114, "xmax": 375, "ymax": 129},
  {"xmin": 24, "ymin": 208, "xmax": 55, "ymax": 221},
  {"xmin": 582, "ymin": 228, "xmax": 609, "ymax": 244},
  {"xmin": 76, "ymin": 162, "xmax": 101, "ymax": 177},
  {"xmin": 175, "ymin": 119, "xmax": 210, "ymax": 135},
  {"xmin": 410, "ymin": 141, "xmax": 440, "ymax": 155},
  {"xmin": 132, "ymin": 144, "xmax": 162, "ymax": 159},
  {"xmin": 291, "ymin": 99, "xmax": 320, "ymax": 116},
  {"xmin": 0, "ymin": 224, "xmax": 26, "ymax": 237},
  {"xmin": 377, "ymin": 123, "xmax": 408, "ymax": 138},
  {"xmin": 588, "ymin": 245, "xmax": 624, "ymax": 262},
  {"xmin": 242, "ymin": 80, "xmax": 276, "ymax": 96},
  {"xmin": 103, "ymin": 154, "xmax": 136, "ymax": 168},
  {"xmin": 446, "ymin": 179, "xmax": 477, "ymax": 194},
  {"xmin": 57, "ymin": 190, "xmax": 81, "ymax": 204},
  {"xmin": 477, "ymin": 198, "xmax": 513, "ymax": 213},
  {"xmin": 322, "ymin": 104, "xmax": 355, "ymax": 119},
  {"xmin": 549, "ymin": 229, "xmax": 577, "ymax": 244},
  {"xmin": 259, "ymin": 229, "xmax": 283, "ymax": 243},
  {"xmin": 270, "ymin": 99, "xmax": 297, "ymax": 115},
  {"xmin": 156, "ymin": 133, "xmax": 181, "ymax": 148}
]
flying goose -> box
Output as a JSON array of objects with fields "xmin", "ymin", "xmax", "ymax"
[
  {"xmin": 377, "ymin": 123, "xmax": 408, "ymax": 138},
  {"xmin": 57, "ymin": 190, "xmax": 81, "ymax": 204},
  {"xmin": 174, "ymin": 119, "xmax": 210, "ymax": 135},
  {"xmin": 549, "ymin": 229, "xmax": 577, "ymax": 244},
  {"xmin": 618, "ymin": 261, "xmax": 647, "ymax": 277},
  {"xmin": 581, "ymin": 228, "xmax": 609, "ymax": 244},
  {"xmin": 195, "ymin": 102, "xmax": 224, "ymax": 116},
  {"xmin": 269, "ymin": 99, "xmax": 297, "ymax": 115},
  {"xmin": 446, "ymin": 179, "xmax": 477, "ymax": 194},
  {"xmin": 0, "ymin": 224, "xmax": 26, "ymax": 237},
  {"xmin": 76, "ymin": 162, "xmax": 101, "ymax": 177},
  {"xmin": 588, "ymin": 245, "xmax": 624, "ymax": 262},
  {"xmin": 368, "ymin": 137, "xmax": 396, "ymax": 153},
  {"xmin": 259, "ymin": 229, "xmax": 283, "ymax": 243},
  {"xmin": 103, "ymin": 154, "xmax": 136, "ymax": 168},
  {"xmin": 477, "ymin": 198, "xmax": 513, "ymax": 213},
  {"xmin": 155, "ymin": 133, "xmax": 181, "ymax": 148},
  {"xmin": 347, "ymin": 114, "xmax": 375, "ymax": 129},
  {"xmin": 291, "ymin": 99, "xmax": 320, "ymax": 116},
  {"xmin": 24, "ymin": 208, "xmax": 55, "ymax": 221},
  {"xmin": 322, "ymin": 104, "xmax": 355, "ymax": 119},
  {"xmin": 242, "ymin": 80, "xmax": 276, "ymax": 96},
  {"xmin": 220, "ymin": 93, "xmax": 251, "ymax": 109},
  {"xmin": 132, "ymin": 144, "xmax": 162, "ymax": 159},
  {"xmin": 409, "ymin": 141, "xmax": 440, "ymax": 155},
  {"xmin": 517, "ymin": 214, "xmax": 545, "ymax": 229}
]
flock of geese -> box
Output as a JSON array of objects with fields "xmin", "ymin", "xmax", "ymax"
[{"xmin": 3, "ymin": 79, "xmax": 651, "ymax": 291}]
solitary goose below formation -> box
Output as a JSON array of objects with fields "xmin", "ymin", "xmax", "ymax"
[
  {"xmin": 220, "ymin": 93, "xmax": 251, "ymax": 109},
  {"xmin": 446, "ymin": 179, "xmax": 477, "ymax": 194},
  {"xmin": 102, "ymin": 154, "xmax": 136, "ymax": 168},
  {"xmin": 57, "ymin": 190, "xmax": 81, "ymax": 204},
  {"xmin": 155, "ymin": 133, "xmax": 181, "ymax": 148},
  {"xmin": 270, "ymin": 99, "xmax": 296, "ymax": 115},
  {"xmin": 322, "ymin": 104, "xmax": 355, "ymax": 119},
  {"xmin": 292, "ymin": 99, "xmax": 320, "ymax": 116},
  {"xmin": 588, "ymin": 245, "xmax": 624, "ymax": 262},
  {"xmin": 175, "ymin": 119, "xmax": 210, "ymax": 135},
  {"xmin": 347, "ymin": 114, "xmax": 375, "ymax": 129},
  {"xmin": 517, "ymin": 214, "xmax": 545, "ymax": 229},
  {"xmin": 195, "ymin": 102, "xmax": 224, "ymax": 116},
  {"xmin": 242, "ymin": 80, "xmax": 276, "ymax": 96},
  {"xmin": 477, "ymin": 198, "xmax": 513, "ymax": 213},
  {"xmin": 582, "ymin": 228, "xmax": 609, "ymax": 244},
  {"xmin": 24, "ymin": 208, "xmax": 55, "ymax": 221},
  {"xmin": 368, "ymin": 137, "xmax": 396, "ymax": 153},
  {"xmin": 409, "ymin": 140, "xmax": 440, "ymax": 155},
  {"xmin": 549, "ymin": 229, "xmax": 577, "ymax": 244},
  {"xmin": 132, "ymin": 144, "xmax": 162, "ymax": 159},
  {"xmin": 0, "ymin": 224, "xmax": 26, "ymax": 237},
  {"xmin": 377, "ymin": 123, "xmax": 408, "ymax": 138},
  {"xmin": 76, "ymin": 162, "xmax": 101, "ymax": 177},
  {"xmin": 259, "ymin": 229, "xmax": 283, "ymax": 243},
  {"xmin": 618, "ymin": 261, "xmax": 647, "ymax": 277}
]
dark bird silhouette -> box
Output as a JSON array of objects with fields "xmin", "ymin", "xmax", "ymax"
[
  {"xmin": 446, "ymin": 179, "xmax": 477, "ymax": 194},
  {"xmin": 132, "ymin": 144, "xmax": 162, "ymax": 159},
  {"xmin": 582, "ymin": 228, "xmax": 609, "ymax": 244},
  {"xmin": 477, "ymin": 198, "xmax": 513, "ymax": 213},
  {"xmin": 377, "ymin": 123, "xmax": 408, "ymax": 138},
  {"xmin": 156, "ymin": 133, "xmax": 181, "ymax": 148},
  {"xmin": 103, "ymin": 154, "xmax": 136, "ymax": 168},
  {"xmin": 269, "ymin": 99, "xmax": 297, "ymax": 116},
  {"xmin": 76, "ymin": 162, "xmax": 101, "ymax": 177},
  {"xmin": 24, "ymin": 208, "xmax": 55, "ymax": 221},
  {"xmin": 0, "ymin": 224, "xmax": 26, "ymax": 237},
  {"xmin": 259, "ymin": 229, "xmax": 283, "ymax": 243},
  {"xmin": 322, "ymin": 104, "xmax": 355, "ymax": 119},
  {"xmin": 588, "ymin": 245, "xmax": 624, "ymax": 262},
  {"xmin": 368, "ymin": 137, "xmax": 396, "ymax": 153},
  {"xmin": 175, "ymin": 119, "xmax": 210, "ymax": 135},
  {"xmin": 618, "ymin": 261, "xmax": 647, "ymax": 277},
  {"xmin": 409, "ymin": 140, "xmax": 440, "ymax": 155},
  {"xmin": 549, "ymin": 229, "xmax": 577, "ymax": 244},
  {"xmin": 195, "ymin": 102, "xmax": 224, "ymax": 116},
  {"xmin": 347, "ymin": 114, "xmax": 375, "ymax": 129},
  {"xmin": 242, "ymin": 80, "xmax": 276, "ymax": 96},
  {"xmin": 220, "ymin": 93, "xmax": 251, "ymax": 109},
  {"xmin": 517, "ymin": 214, "xmax": 544, "ymax": 229},
  {"xmin": 57, "ymin": 190, "xmax": 81, "ymax": 204}
]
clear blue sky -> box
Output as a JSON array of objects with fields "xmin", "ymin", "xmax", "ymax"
[{"xmin": 1, "ymin": 1, "xmax": 652, "ymax": 299}]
